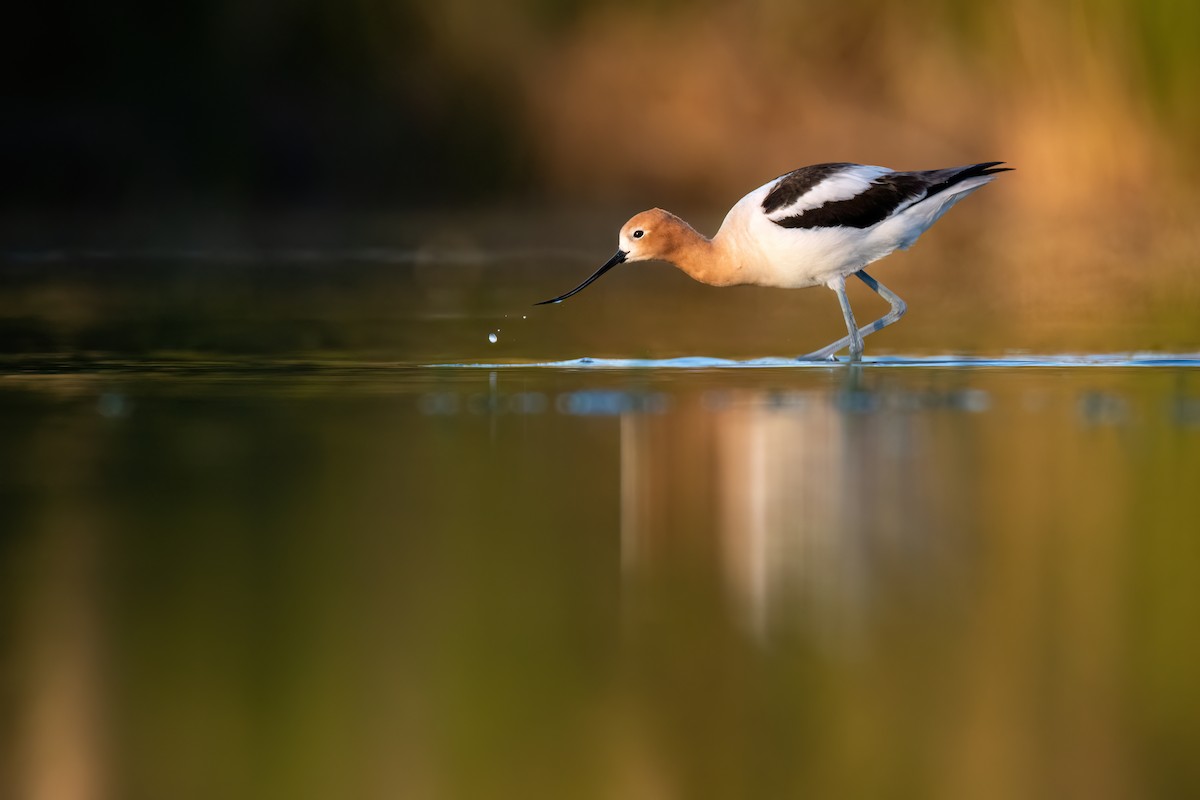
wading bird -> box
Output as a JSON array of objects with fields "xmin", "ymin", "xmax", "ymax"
[{"xmin": 537, "ymin": 162, "xmax": 1010, "ymax": 360}]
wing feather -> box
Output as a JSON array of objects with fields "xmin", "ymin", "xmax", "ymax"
[{"xmin": 764, "ymin": 162, "xmax": 1010, "ymax": 230}]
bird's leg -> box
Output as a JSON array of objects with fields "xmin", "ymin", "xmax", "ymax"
[
  {"xmin": 851, "ymin": 269, "xmax": 907, "ymax": 339},
  {"xmin": 836, "ymin": 278, "xmax": 865, "ymax": 360},
  {"xmin": 811, "ymin": 275, "xmax": 863, "ymax": 361},
  {"xmin": 799, "ymin": 270, "xmax": 907, "ymax": 361}
]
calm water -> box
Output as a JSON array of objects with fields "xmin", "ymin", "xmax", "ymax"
[{"xmin": 3, "ymin": 243, "xmax": 1200, "ymax": 798}]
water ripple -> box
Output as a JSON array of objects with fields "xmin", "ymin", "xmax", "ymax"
[{"xmin": 429, "ymin": 353, "xmax": 1200, "ymax": 369}]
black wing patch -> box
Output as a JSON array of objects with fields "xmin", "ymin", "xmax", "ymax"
[
  {"xmin": 772, "ymin": 173, "xmax": 928, "ymax": 229},
  {"xmin": 760, "ymin": 163, "xmax": 855, "ymax": 216},
  {"xmin": 768, "ymin": 161, "xmax": 1011, "ymax": 230}
]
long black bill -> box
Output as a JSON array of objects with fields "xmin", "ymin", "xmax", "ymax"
[{"xmin": 535, "ymin": 250, "xmax": 627, "ymax": 305}]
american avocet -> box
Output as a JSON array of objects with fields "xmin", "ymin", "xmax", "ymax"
[{"xmin": 537, "ymin": 161, "xmax": 1011, "ymax": 360}]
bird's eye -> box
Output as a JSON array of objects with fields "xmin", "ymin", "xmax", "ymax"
[{"xmin": 632, "ymin": 230, "xmax": 644, "ymax": 239}]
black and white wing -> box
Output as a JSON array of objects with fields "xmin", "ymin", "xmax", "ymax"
[{"xmin": 762, "ymin": 162, "xmax": 1011, "ymax": 230}]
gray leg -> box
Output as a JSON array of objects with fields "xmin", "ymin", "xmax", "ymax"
[
  {"xmin": 807, "ymin": 275, "xmax": 863, "ymax": 361},
  {"xmin": 800, "ymin": 269, "xmax": 908, "ymax": 361},
  {"xmin": 852, "ymin": 270, "xmax": 908, "ymax": 338}
]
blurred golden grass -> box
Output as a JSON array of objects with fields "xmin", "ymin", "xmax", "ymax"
[
  {"xmin": 510, "ymin": 1, "xmax": 1193, "ymax": 204},
  {"xmin": 429, "ymin": 6, "xmax": 1186, "ymax": 199},
  {"xmin": 496, "ymin": 0, "xmax": 1200, "ymax": 326}
]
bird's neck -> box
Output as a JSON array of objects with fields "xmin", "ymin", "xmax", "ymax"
[{"xmin": 662, "ymin": 221, "xmax": 741, "ymax": 287}]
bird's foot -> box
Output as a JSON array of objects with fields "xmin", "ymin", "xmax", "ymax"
[{"xmin": 794, "ymin": 350, "xmax": 842, "ymax": 363}]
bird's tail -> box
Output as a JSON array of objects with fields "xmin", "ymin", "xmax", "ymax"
[
  {"xmin": 961, "ymin": 161, "xmax": 1013, "ymax": 178},
  {"xmin": 924, "ymin": 162, "xmax": 1013, "ymax": 197}
]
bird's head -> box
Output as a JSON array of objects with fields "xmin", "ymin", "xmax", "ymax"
[{"xmin": 535, "ymin": 208, "xmax": 687, "ymax": 305}]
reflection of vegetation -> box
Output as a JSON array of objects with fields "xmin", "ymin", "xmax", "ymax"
[{"xmin": 3, "ymin": 370, "xmax": 1199, "ymax": 797}]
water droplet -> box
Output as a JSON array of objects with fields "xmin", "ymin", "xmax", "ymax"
[{"xmin": 488, "ymin": 332, "xmax": 498, "ymax": 344}]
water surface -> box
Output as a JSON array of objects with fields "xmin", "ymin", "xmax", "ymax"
[{"xmin": 3, "ymin": 243, "xmax": 1200, "ymax": 798}]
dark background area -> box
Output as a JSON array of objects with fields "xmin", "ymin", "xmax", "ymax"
[{"xmin": 1, "ymin": 1, "xmax": 536, "ymax": 212}]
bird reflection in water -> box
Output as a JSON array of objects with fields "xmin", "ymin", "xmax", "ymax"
[{"xmin": 618, "ymin": 370, "xmax": 983, "ymax": 645}]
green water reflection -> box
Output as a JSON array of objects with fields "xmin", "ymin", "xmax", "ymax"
[{"xmin": 2, "ymin": 363, "xmax": 1199, "ymax": 799}]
